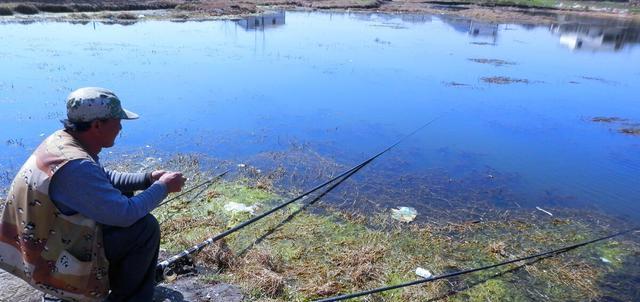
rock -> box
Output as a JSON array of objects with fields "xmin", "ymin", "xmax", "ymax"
[
  {"xmin": 0, "ymin": 269, "xmax": 42, "ymax": 302},
  {"xmin": 154, "ymin": 274, "xmax": 243, "ymax": 302}
]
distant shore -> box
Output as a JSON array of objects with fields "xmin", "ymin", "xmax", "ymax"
[{"xmin": 0, "ymin": 0, "xmax": 639, "ymax": 24}]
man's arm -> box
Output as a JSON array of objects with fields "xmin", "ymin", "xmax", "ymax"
[
  {"xmin": 105, "ymin": 170, "xmax": 153, "ymax": 192},
  {"xmin": 50, "ymin": 159, "xmax": 168, "ymax": 227}
]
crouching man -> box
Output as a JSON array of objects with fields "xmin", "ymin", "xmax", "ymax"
[{"xmin": 0, "ymin": 87, "xmax": 186, "ymax": 301}]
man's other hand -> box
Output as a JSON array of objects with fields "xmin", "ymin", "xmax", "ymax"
[
  {"xmin": 158, "ymin": 172, "xmax": 186, "ymax": 193},
  {"xmin": 151, "ymin": 170, "xmax": 167, "ymax": 181}
]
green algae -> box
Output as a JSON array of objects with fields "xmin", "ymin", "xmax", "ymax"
[{"xmin": 595, "ymin": 241, "xmax": 628, "ymax": 268}]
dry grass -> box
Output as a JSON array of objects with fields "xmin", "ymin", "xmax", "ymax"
[
  {"xmin": 235, "ymin": 246, "xmax": 286, "ymax": 297},
  {"xmin": 333, "ymin": 245, "xmax": 386, "ymax": 287},
  {"xmin": 196, "ymin": 239, "xmax": 238, "ymax": 271}
]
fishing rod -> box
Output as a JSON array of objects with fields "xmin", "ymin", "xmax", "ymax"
[
  {"xmin": 155, "ymin": 117, "xmax": 442, "ymax": 282},
  {"xmin": 238, "ymin": 154, "xmax": 371, "ymax": 257},
  {"xmin": 313, "ymin": 227, "xmax": 640, "ymax": 302},
  {"xmin": 157, "ymin": 169, "xmax": 230, "ymax": 208}
]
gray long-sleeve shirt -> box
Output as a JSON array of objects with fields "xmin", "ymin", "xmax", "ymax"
[{"xmin": 50, "ymin": 158, "xmax": 168, "ymax": 227}]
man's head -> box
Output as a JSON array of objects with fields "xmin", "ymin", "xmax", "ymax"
[{"xmin": 62, "ymin": 87, "xmax": 139, "ymax": 150}]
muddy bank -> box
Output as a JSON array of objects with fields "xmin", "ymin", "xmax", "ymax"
[{"xmin": 0, "ymin": 0, "xmax": 639, "ymax": 25}]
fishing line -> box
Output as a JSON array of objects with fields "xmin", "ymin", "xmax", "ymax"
[
  {"xmin": 313, "ymin": 227, "xmax": 640, "ymax": 302},
  {"xmin": 157, "ymin": 169, "xmax": 230, "ymax": 208},
  {"xmin": 155, "ymin": 116, "xmax": 443, "ymax": 281},
  {"xmin": 238, "ymin": 158, "xmax": 369, "ymax": 257}
]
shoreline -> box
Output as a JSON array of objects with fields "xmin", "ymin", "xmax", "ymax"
[{"xmin": 0, "ymin": 1, "xmax": 639, "ymax": 25}]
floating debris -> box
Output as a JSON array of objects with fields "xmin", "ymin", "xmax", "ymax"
[
  {"xmin": 470, "ymin": 42, "xmax": 495, "ymax": 46},
  {"xmin": 415, "ymin": 267, "xmax": 433, "ymax": 279},
  {"xmin": 224, "ymin": 201, "xmax": 258, "ymax": 215},
  {"xmin": 536, "ymin": 206, "xmax": 553, "ymax": 216},
  {"xmin": 619, "ymin": 127, "xmax": 640, "ymax": 136},
  {"xmin": 237, "ymin": 163, "xmax": 246, "ymax": 168},
  {"xmin": 601, "ymin": 257, "xmax": 612, "ymax": 264},
  {"xmin": 591, "ymin": 116, "xmax": 627, "ymax": 123},
  {"xmin": 442, "ymin": 81, "xmax": 471, "ymax": 87},
  {"xmin": 481, "ymin": 76, "xmax": 529, "ymax": 85},
  {"xmin": 468, "ymin": 58, "xmax": 516, "ymax": 67},
  {"xmin": 391, "ymin": 206, "xmax": 417, "ymax": 222}
]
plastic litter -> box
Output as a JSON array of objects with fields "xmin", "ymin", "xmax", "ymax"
[
  {"xmin": 391, "ymin": 207, "xmax": 417, "ymax": 222},
  {"xmin": 415, "ymin": 267, "xmax": 433, "ymax": 279},
  {"xmin": 600, "ymin": 257, "xmax": 612, "ymax": 264},
  {"xmin": 224, "ymin": 202, "xmax": 258, "ymax": 215},
  {"xmin": 536, "ymin": 206, "xmax": 553, "ymax": 216}
]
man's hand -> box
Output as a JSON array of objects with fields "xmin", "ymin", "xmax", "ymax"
[
  {"xmin": 151, "ymin": 170, "xmax": 168, "ymax": 181},
  {"xmin": 158, "ymin": 172, "xmax": 186, "ymax": 193}
]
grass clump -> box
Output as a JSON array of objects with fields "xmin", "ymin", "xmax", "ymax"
[{"xmin": 14, "ymin": 4, "xmax": 39, "ymax": 15}]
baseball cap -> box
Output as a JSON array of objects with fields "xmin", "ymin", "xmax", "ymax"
[{"xmin": 66, "ymin": 87, "xmax": 139, "ymax": 122}]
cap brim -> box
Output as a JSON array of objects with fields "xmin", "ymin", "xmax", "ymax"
[{"xmin": 122, "ymin": 108, "xmax": 139, "ymax": 120}]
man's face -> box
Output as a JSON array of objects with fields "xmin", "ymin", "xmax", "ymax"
[{"xmin": 98, "ymin": 118, "xmax": 122, "ymax": 148}]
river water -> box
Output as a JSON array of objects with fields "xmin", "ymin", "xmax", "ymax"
[{"xmin": 1, "ymin": 11, "xmax": 639, "ymax": 222}]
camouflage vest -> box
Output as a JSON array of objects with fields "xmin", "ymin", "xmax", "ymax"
[{"xmin": 0, "ymin": 130, "xmax": 109, "ymax": 301}]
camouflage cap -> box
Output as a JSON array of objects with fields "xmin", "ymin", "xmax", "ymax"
[{"xmin": 66, "ymin": 87, "xmax": 139, "ymax": 122}]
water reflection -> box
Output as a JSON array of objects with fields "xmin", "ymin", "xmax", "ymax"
[
  {"xmin": 438, "ymin": 15, "xmax": 498, "ymax": 42},
  {"xmin": 436, "ymin": 13, "xmax": 640, "ymax": 51},
  {"xmin": 551, "ymin": 16, "xmax": 640, "ymax": 51},
  {"xmin": 235, "ymin": 11, "xmax": 285, "ymax": 31}
]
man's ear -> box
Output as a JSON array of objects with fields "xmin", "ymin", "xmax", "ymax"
[{"xmin": 91, "ymin": 120, "xmax": 102, "ymax": 130}]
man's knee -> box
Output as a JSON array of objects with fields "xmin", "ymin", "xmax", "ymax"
[{"xmin": 139, "ymin": 214, "xmax": 160, "ymax": 243}]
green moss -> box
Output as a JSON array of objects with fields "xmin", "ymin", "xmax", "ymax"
[
  {"xmin": 453, "ymin": 279, "xmax": 526, "ymax": 302},
  {"xmin": 596, "ymin": 241, "xmax": 627, "ymax": 268}
]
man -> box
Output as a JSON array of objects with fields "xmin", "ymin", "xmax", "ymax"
[{"xmin": 0, "ymin": 87, "xmax": 186, "ymax": 302}]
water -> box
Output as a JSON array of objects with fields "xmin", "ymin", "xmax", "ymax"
[{"xmin": 1, "ymin": 11, "xmax": 639, "ymax": 221}]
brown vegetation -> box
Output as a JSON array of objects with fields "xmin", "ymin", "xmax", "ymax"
[{"xmin": 481, "ymin": 76, "xmax": 530, "ymax": 84}]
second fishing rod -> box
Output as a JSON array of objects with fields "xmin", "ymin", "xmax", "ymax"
[{"xmin": 156, "ymin": 117, "xmax": 442, "ymax": 281}]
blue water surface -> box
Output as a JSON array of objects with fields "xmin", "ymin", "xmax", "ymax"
[{"xmin": 1, "ymin": 11, "xmax": 639, "ymax": 220}]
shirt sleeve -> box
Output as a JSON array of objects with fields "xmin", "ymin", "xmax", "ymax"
[
  {"xmin": 105, "ymin": 169, "xmax": 152, "ymax": 192},
  {"xmin": 49, "ymin": 159, "xmax": 168, "ymax": 227}
]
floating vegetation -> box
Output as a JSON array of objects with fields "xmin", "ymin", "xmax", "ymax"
[
  {"xmin": 470, "ymin": 42, "xmax": 496, "ymax": 46},
  {"xmin": 481, "ymin": 76, "xmax": 529, "ymax": 84},
  {"xmin": 592, "ymin": 116, "xmax": 628, "ymax": 123},
  {"xmin": 581, "ymin": 76, "xmax": 615, "ymax": 84},
  {"xmin": 590, "ymin": 116, "xmax": 640, "ymax": 137},
  {"xmin": 374, "ymin": 37, "xmax": 391, "ymax": 45},
  {"xmin": 5, "ymin": 138, "xmax": 24, "ymax": 148},
  {"xmin": 468, "ymin": 58, "xmax": 516, "ymax": 66},
  {"xmin": 442, "ymin": 81, "xmax": 472, "ymax": 87},
  {"xmin": 619, "ymin": 127, "xmax": 640, "ymax": 136}
]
